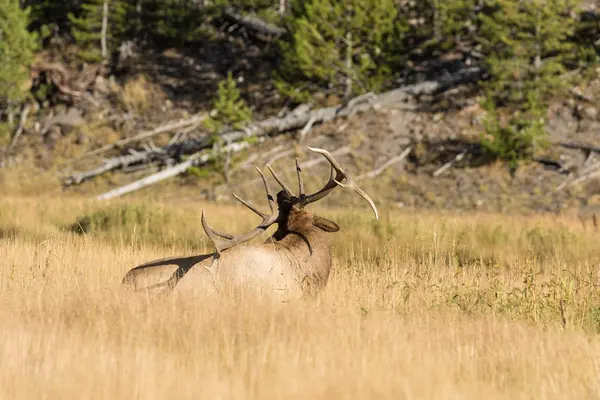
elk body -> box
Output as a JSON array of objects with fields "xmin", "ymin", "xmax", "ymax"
[{"xmin": 122, "ymin": 147, "xmax": 379, "ymax": 302}]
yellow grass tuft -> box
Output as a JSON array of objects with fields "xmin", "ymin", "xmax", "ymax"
[
  {"xmin": 1, "ymin": 195, "xmax": 600, "ymax": 398},
  {"xmin": 117, "ymin": 74, "xmax": 165, "ymax": 114}
]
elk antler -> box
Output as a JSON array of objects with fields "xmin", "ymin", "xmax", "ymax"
[
  {"xmin": 296, "ymin": 146, "xmax": 379, "ymax": 220},
  {"xmin": 201, "ymin": 167, "xmax": 278, "ymax": 255}
]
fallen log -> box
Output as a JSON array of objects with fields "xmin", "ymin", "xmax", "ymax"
[
  {"xmin": 64, "ymin": 149, "xmax": 164, "ymax": 186},
  {"xmin": 64, "ymin": 67, "xmax": 484, "ymax": 187},
  {"xmin": 96, "ymin": 141, "xmax": 254, "ymax": 200},
  {"xmin": 357, "ymin": 147, "xmax": 412, "ymax": 180},
  {"xmin": 556, "ymin": 160, "xmax": 600, "ymax": 191},
  {"xmin": 432, "ymin": 149, "xmax": 468, "ymax": 177},
  {"xmin": 222, "ymin": 7, "xmax": 286, "ymax": 38},
  {"xmin": 77, "ymin": 114, "xmax": 206, "ymax": 159},
  {"xmin": 557, "ymin": 142, "xmax": 600, "ymax": 154}
]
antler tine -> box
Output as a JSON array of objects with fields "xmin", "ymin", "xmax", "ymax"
[
  {"xmin": 201, "ymin": 211, "xmax": 230, "ymax": 255},
  {"xmin": 266, "ymin": 164, "xmax": 295, "ymax": 197},
  {"xmin": 299, "ymin": 146, "xmax": 379, "ymax": 220},
  {"xmin": 231, "ymin": 167, "xmax": 275, "ymax": 217},
  {"xmin": 201, "ymin": 168, "xmax": 280, "ymax": 255},
  {"xmin": 232, "ymin": 193, "xmax": 267, "ymax": 218},
  {"xmin": 257, "ymin": 166, "xmax": 276, "ymax": 213},
  {"xmin": 295, "ymin": 157, "xmax": 305, "ymax": 200}
]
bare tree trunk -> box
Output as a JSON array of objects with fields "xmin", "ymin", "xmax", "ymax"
[
  {"xmin": 433, "ymin": 0, "xmax": 442, "ymax": 42},
  {"xmin": 279, "ymin": 0, "xmax": 286, "ymax": 14},
  {"xmin": 7, "ymin": 103, "xmax": 31, "ymax": 152},
  {"xmin": 101, "ymin": 0, "xmax": 109, "ymax": 61},
  {"xmin": 344, "ymin": 30, "xmax": 353, "ymax": 98}
]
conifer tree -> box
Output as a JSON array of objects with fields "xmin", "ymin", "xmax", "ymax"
[
  {"xmin": 138, "ymin": 0, "xmax": 208, "ymax": 46},
  {"xmin": 68, "ymin": 0, "xmax": 128, "ymax": 62},
  {"xmin": 477, "ymin": 0, "xmax": 585, "ymax": 169},
  {"xmin": 206, "ymin": 72, "xmax": 252, "ymax": 133},
  {"xmin": 416, "ymin": 0, "xmax": 479, "ymax": 51},
  {"xmin": 478, "ymin": 0, "xmax": 582, "ymax": 106},
  {"xmin": 277, "ymin": 0, "xmax": 405, "ymax": 99},
  {"xmin": 0, "ymin": 0, "xmax": 38, "ymax": 103},
  {"xmin": 28, "ymin": 1, "xmax": 81, "ymax": 40}
]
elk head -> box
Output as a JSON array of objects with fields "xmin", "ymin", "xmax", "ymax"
[{"xmin": 200, "ymin": 146, "xmax": 378, "ymax": 259}]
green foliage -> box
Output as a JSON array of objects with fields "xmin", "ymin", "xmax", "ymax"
[
  {"xmin": 418, "ymin": 0, "xmax": 480, "ymax": 52},
  {"xmin": 478, "ymin": 0, "xmax": 584, "ymax": 106},
  {"xmin": 573, "ymin": 7, "xmax": 600, "ymax": 67},
  {"xmin": 0, "ymin": 0, "xmax": 38, "ymax": 103},
  {"xmin": 277, "ymin": 0, "xmax": 406, "ymax": 99},
  {"xmin": 480, "ymin": 94, "xmax": 548, "ymax": 171},
  {"xmin": 205, "ymin": 72, "xmax": 253, "ymax": 133},
  {"xmin": 28, "ymin": 1, "xmax": 80, "ymax": 41},
  {"xmin": 139, "ymin": 0, "xmax": 213, "ymax": 46},
  {"xmin": 475, "ymin": 0, "xmax": 588, "ymax": 170},
  {"xmin": 68, "ymin": 0, "xmax": 128, "ymax": 62},
  {"xmin": 187, "ymin": 164, "xmax": 216, "ymax": 179}
]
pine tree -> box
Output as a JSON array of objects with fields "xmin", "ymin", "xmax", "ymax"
[
  {"xmin": 478, "ymin": 0, "xmax": 583, "ymax": 106},
  {"xmin": 68, "ymin": 0, "xmax": 128, "ymax": 63},
  {"xmin": 277, "ymin": 0, "xmax": 405, "ymax": 99},
  {"xmin": 477, "ymin": 0, "xmax": 585, "ymax": 169},
  {"xmin": 415, "ymin": 0, "xmax": 479, "ymax": 51},
  {"xmin": 436, "ymin": 0, "xmax": 480, "ymax": 51},
  {"xmin": 206, "ymin": 72, "xmax": 252, "ymax": 133},
  {"xmin": 138, "ymin": 0, "xmax": 209, "ymax": 46},
  {"xmin": 28, "ymin": 0, "xmax": 81, "ymax": 41},
  {"xmin": 0, "ymin": 0, "xmax": 38, "ymax": 103}
]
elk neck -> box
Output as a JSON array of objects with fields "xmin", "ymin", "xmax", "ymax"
[{"xmin": 269, "ymin": 207, "xmax": 334, "ymax": 289}]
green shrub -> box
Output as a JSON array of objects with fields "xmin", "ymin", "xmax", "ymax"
[
  {"xmin": 205, "ymin": 72, "xmax": 252, "ymax": 133},
  {"xmin": 480, "ymin": 95, "xmax": 548, "ymax": 171}
]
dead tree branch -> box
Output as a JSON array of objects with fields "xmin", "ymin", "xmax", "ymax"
[
  {"xmin": 222, "ymin": 7, "xmax": 286, "ymax": 38},
  {"xmin": 556, "ymin": 161, "xmax": 600, "ymax": 191},
  {"xmin": 7, "ymin": 103, "xmax": 31, "ymax": 152},
  {"xmin": 96, "ymin": 141, "xmax": 254, "ymax": 200},
  {"xmin": 557, "ymin": 142, "xmax": 600, "ymax": 154},
  {"xmin": 78, "ymin": 114, "xmax": 207, "ymax": 159},
  {"xmin": 356, "ymin": 147, "xmax": 412, "ymax": 181},
  {"xmin": 432, "ymin": 149, "xmax": 468, "ymax": 177}
]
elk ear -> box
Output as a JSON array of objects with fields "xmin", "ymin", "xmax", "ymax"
[{"xmin": 313, "ymin": 216, "xmax": 340, "ymax": 233}]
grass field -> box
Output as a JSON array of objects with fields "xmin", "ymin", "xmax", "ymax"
[{"xmin": 1, "ymin": 195, "xmax": 600, "ymax": 399}]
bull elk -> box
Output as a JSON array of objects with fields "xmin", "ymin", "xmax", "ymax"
[{"xmin": 122, "ymin": 147, "xmax": 379, "ymax": 302}]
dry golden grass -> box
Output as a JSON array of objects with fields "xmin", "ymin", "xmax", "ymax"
[
  {"xmin": 116, "ymin": 74, "xmax": 165, "ymax": 114},
  {"xmin": 1, "ymin": 195, "xmax": 600, "ymax": 399}
]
